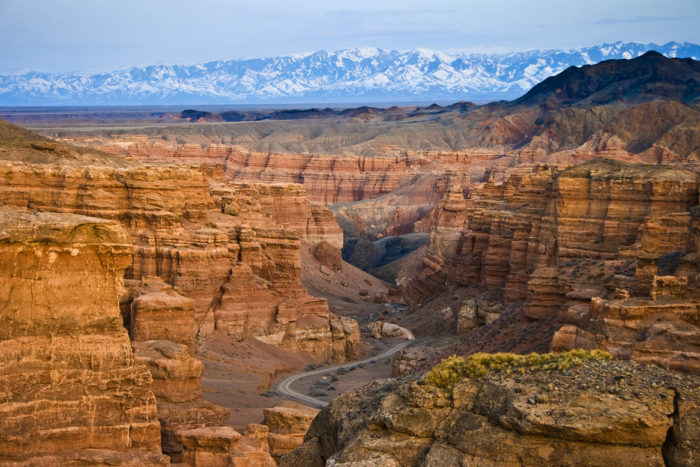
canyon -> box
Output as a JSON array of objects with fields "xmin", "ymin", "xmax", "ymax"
[
  {"xmin": 2, "ymin": 50, "xmax": 700, "ymax": 466},
  {"xmin": 0, "ymin": 119, "xmax": 374, "ymax": 464}
]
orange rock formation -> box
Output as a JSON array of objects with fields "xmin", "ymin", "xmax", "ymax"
[
  {"xmin": 405, "ymin": 159, "xmax": 700, "ymax": 373},
  {"xmin": 0, "ymin": 209, "xmax": 168, "ymax": 465},
  {"xmin": 0, "ymin": 161, "xmax": 357, "ymax": 362}
]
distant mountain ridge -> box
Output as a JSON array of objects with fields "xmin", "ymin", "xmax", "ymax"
[
  {"xmin": 1, "ymin": 41, "xmax": 699, "ymax": 105},
  {"xmin": 515, "ymin": 50, "xmax": 700, "ymax": 107}
]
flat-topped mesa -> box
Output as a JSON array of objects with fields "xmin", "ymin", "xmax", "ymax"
[{"xmin": 0, "ymin": 208, "xmax": 167, "ymax": 465}]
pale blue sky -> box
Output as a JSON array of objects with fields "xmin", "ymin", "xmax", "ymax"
[{"xmin": 1, "ymin": 0, "xmax": 699, "ymax": 73}]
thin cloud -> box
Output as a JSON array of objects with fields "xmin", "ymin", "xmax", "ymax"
[
  {"xmin": 594, "ymin": 16, "xmax": 690, "ymax": 25},
  {"xmin": 325, "ymin": 9, "xmax": 458, "ymax": 18}
]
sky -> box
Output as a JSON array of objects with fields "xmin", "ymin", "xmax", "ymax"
[{"xmin": 1, "ymin": 0, "xmax": 699, "ymax": 73}]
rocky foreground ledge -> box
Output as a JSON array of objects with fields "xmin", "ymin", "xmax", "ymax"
[{"xmin": 282, "ymin": 351, "xmax": 700, "ymax": 467}]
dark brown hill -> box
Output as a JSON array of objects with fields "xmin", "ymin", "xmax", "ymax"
[{"xmin": 514, "ymin": 50, "xmax": 700, "ymax": 108}]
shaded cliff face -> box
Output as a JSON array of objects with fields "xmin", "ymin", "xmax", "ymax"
[
  {"xmin": 0, "ymin": 209, "xmax": 168, "ymax": 465},
  {"xmin": 285, "ymin": 356, "xmax": 700, "ymax": 466}
]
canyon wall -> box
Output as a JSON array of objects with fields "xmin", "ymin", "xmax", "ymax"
[
  {"xmin": 97, "ymin": 140, "xmax": 432, "ymax": 204},
  {"xmin": 94, "ymin": 139, "xmax": 510, "ymax": 205},
  {"xmin": 0, "ymin": 209, "xmax": 168, "ymax": 465},
  {"xmin": 403, "ymin": 159, "xmax": 700, "ymax": 373},
  {"xmin": 226, "ymin": 150, "xmax": 429, "ymax": 204},
  {"xmin": 0, "ymin": 161, "xmax": 356, "ymax": 362}
]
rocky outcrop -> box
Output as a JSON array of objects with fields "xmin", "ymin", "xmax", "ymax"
[
  {"xmin": 0, "ymin": 149, "xmax": 361, "ymax": 463},
  {"xmin": 210, "ymin": 182, "xmax": 343, "ymax": 249},
  {"xmin": 368, "ymin": 321, "xmax": 415, "ymax": 340},
  {"xmin": 396, "ymin": 158, "xmax": 700, "ymax": 374},
  {"xmin": 126, "ymin": 278, "xmax": 197, "ymax": 349},
  {"xmin": 0, "ymin": 208, "xmax": 166, "ymax": 465},
  {"xmin": 403, "ymin": 164, "xmax": 559, "ymax": 306},
  {"xmin": 176, "ymin": 424, "xmax": 276, "ymax": 467},
  {"xmin": 287, "ymin": 354, "xmax": 700, "ymax": 466},
  {"xmin": 263, "ymin": 402, "xmax": 320, "ymax": 459},
  {"xmin": 456, "ymin": 297, "xmax": 503, "ymax": 332},
  {"xmin": 404, "ymin": 159, "xmax": 699, "ymax": 327},
  {"xmin": 551, "ymin": 295, "xmax": 700, "ymax": 374},
  {"xmin": 0, "ymin": 161, "xmax": 359, "ymax": 363},
  {"xmin": 134, "ymin": 340, "xmax": 204, "ymax": 405}
]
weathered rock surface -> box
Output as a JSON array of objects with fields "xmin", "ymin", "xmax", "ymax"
[
  {"xmin": 0, "ymin": 208, "xmax": 166, "ymax": 465},
  {"xmin": 287, "ymin": 358, "xmax": 700, "ymax": 466},
  {"xmin": 402, "ymin": 159, "xmax": 700, "ymax": 372},
  {"xmin": 0, "ymin": 126, "xmax": 360, "ymax": 464},
  {"xmin": 176, "ymin": 424, "xmax": 276, "ymax": 467},
  {"xmin": 134, "ymin": 340, "xmax": 204, "ymax": 404},
  {"xmin": 552, "ymin": 296, "xmax": 700, "ymax": 374},
  {"xmin": 263, "ymin": 402, "xmax": 320, "ymax": 459},
  {"xmin": 368, "ymin": 321, "xmax": 415, "ymax": 340},
  {"xmin": 224, "ymin": 150, "xmax": 432, "ymax": 204},
  {"xmin": 127, "ymin": 277, "xmax": 197, "ymax": 349},
  {"xmin": 0, "ymin": 160, "xmax": 359, "ymax": 363},
  {"xmin": 211, "ymin": 182, "xmax": 343, "ymax": 249}
]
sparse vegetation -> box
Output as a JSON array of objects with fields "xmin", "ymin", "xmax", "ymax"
[{"xmin": 423, "ymin": 350, "xmax": 613, "ymax": 392}]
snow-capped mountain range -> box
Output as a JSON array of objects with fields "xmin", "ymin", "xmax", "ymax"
[{"xmin": 1, "ymin": 41, "xmax": 698, "ymax": 105}]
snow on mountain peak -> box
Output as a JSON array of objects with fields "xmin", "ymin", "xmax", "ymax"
[{"xmin": 1, "ymin": 41, "xmax": 698, "ymax": 105}]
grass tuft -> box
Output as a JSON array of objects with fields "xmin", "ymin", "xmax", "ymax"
[{"xmin": 423, "ymin": 349, "xmax": 612, "ymax": 392}]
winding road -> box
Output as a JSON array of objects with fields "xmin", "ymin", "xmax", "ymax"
[{"xmin": 276, "ymin": 340, "xmax": 412, "ymax": 408}]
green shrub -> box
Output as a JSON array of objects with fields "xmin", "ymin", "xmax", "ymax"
[{"xmin": 423, "ymin": 349, "xmax": 612, "ymax": 392}]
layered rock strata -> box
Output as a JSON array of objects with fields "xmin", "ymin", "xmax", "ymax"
[
  {"xmin": 95, "ymin": 139, "xmax": 510, "ymax": 205},
  {"xmin": 0, "ymin": 161, "xmax": 358, "ymax": 362},
  {"xmin": 403, "ymin": 159, "xmax": 700, "ymax": 372},
  {"xmin": 405, "ymin": 159, "xmax": 698, "ymax": 306},
  {"xmin": 286, "ymin": 357, "xmax": 700, "ymax": 466},
  {"xmin": 263, "ymin": 402, "xmax": 320, "ymax": 460},
  {"xmin": 0, "ymin": 208, "xmax": 167, "ymax": 465},
  {"xmin": 176, "ymin": 424, "xmax": 276, "ymax": 467},
  {"xmin": 126, "ymin": 278, "xmax": 197, "ymax": 349}
]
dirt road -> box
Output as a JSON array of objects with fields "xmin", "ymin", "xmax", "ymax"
[{"xmin": 276, "ymin": 341, "xmax": 412, "ymax": 408}]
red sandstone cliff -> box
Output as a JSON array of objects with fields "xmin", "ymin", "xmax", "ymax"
[{"xmin": 403, "ymin": 159, "xmax": 700, "ymax": 373}]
